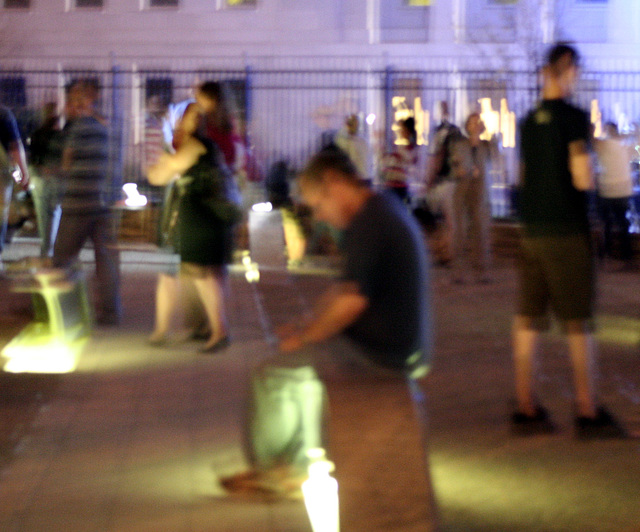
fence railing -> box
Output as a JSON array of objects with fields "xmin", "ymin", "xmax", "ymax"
[{"xmin": 2, "ymin": 65, "xmax": 640, "ymax": 219}]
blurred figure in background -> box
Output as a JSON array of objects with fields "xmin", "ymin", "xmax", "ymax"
[
  {"xmin": 381, "ymin": 117, "xmax": 420, "ymax": 205},
  {"xmin": 53, "ymin": 79, "xmax": 122, "ymax": 326},
  {"xmin": 334, "ymin": 113, "xmax": 372, "ymax": 184},
  {"xmin": 426, "ymin": 101, "xmax": 462, "ymax": 264},
  {"xmin": 0, "ymin": 104, "xmax": 29, "ymax": 268},
  {"xmin": 29, "ymin": 101, "xmax": 64, "ymax": 258},
  {"xmin": 148, "ymin": 83, "xmax": 240, "ymax": 353},
  {"xmin": 448, "ymin": 112, "xmax": 496, "ymax": 284},
  {"xmin": 594, "ymin": 121, "xmax": 635, "ymax": 268}
]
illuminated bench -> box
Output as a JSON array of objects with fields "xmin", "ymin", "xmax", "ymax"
[{"xmin": 1, "ymin": 265, "xmax": 92, "ymax": 374}]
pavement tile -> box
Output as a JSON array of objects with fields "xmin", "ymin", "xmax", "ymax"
[{"xmin": 1, "ymin": 233, "xmax": 640, "ymax": 531}]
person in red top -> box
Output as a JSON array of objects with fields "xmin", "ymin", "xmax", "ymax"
[
  {"xmin": 196, "ymin": 81, "xmax": 237, "ymax": 170},
  {"xmin": 381, "ymin": 117, "xmax": 419, "ymax": 205}
]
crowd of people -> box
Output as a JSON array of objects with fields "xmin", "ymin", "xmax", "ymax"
[{"xmin": 0, "ymin": 43, "xmax": 638, "ymax": 529}]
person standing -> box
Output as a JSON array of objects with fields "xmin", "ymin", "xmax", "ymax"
[
  {"xmin": 512, "ymin": 43, "xmax": 627, "ymax": 439},
  {"xmin": 381, "ymin": 117, "xmax": 420, "ymax": 204},
  {"xmin": 426, "ymin": 101, "xmax": 462, "ymax": 263},
  {"xmin": 53, "ymin": 79, "xmax": 122, "ymax": 326},
  {"xmin": 448, "ymin": 112, "xmax": 495, "ymax": 283},
  {"xmin": 0, "ymin": 104, "xmax": 29, "ymax": 267},
  {"xmin": 594, "ymin": 121, "xmax": 635, "ymax": 267},
  {"xmin": 334, "ymin": 113, "xmax": 372, "ymax": 184}
]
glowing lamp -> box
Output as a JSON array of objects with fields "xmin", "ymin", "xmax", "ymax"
[
  {"xmin": 251, "ymin": 202, "xmax": 273, "ymax": 213},
  {"xmin": 302, "ymin": 448, "xmax": 340, "ymax": 532},
  {"xmin": 241, "ymin": 251, "xmax": 260, "ymax": 283},
  {"xmin": 122, "ymin": 183, "xmax": 148, "ymax": 208}
]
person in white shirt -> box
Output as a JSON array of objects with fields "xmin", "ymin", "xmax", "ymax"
[
  {"xmin": 334, "ymin": 114, "xmax": 372, "ymax": 184},
  {"xmin": 595, "ymin": 122, "xmax": 635, "ymax": 264}
]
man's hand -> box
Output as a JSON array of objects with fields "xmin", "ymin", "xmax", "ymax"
[
  {"xmin": 276, "ymin": 323, "xmax": 305, "ymax": 353},
  {"xmin": 279, "ymin": 332, "xmax": 305, "ymax": 353}
]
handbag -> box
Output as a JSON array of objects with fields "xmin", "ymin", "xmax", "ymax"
[{"xmin": 203, "ymin": 162, "xmax": 243, "ymax": 225}]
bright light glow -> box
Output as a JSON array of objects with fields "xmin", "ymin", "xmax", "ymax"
[
  {"xmin": 366, "ymin": 113, "xmax": 376, "ymax": 126},
  {"xmin": 2, "ymin": 325, "xmax": 85, "ymax": 374},
  {"xmin": 251, "ymin": 202, "xmax": 273, "ymax": 213},
  {"xmin": 499, "ymin": 99, "xmax": 516, "ymax": 148},
  {"xmin": 591, "ymin": 100, "xmax": 602, "ymax": 139},
  {"xmin": 392, "ymin": 96, "xmax": 430, "ymax": 146},
  {"xmin": 122, "ymin": 183, "xmax": 148, "ymax": 208},
  {"xmin": 596, "ymin": 315, "xmax": 640, "ymax": 346},
  {"xmin": 478, "ymin": 98, "xmax": 516, "ymax": 148},
  {"xmin": 302, "ymin": 449, "xmax": 340, "ymax": 532},
  {"xmin": 240, "ymin": 251, "xmax": 260, "ymax": 283}
]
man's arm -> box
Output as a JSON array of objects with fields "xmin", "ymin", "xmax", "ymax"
[
  {"xmin": 569, "ymin": 139, "xmax": 594, "ymax": 191},
  {"xmin": 8, "ymin": 140, "xmax": 29, "ymax": 189},
  {"xmin": 278, "ymin": 281, "xmax": 369, "ymax": 353},
  {"xmin": 147, "ymin": 136, "xmax": 205, "ymax": 186}
]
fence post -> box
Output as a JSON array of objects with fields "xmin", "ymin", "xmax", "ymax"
[
  {"xmin": 109, "ymin": 57, "xmax": 124, "ymax": 204},
  {"xmin": 384, "ymin": 64, "xmax": 394, "ymax": 153},
  {"xmin": 244, "ymin": 64, "xmax": 253, "ymax": 138}
]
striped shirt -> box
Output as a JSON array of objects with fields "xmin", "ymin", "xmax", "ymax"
[{"xmin": 61, "ymin": 116, "xmax": 110, "ymax": 213}]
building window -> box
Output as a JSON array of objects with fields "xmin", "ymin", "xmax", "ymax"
[
  {"xmin": 4, "ymin": 0, "xmax": 30, "ymax": 8},
  {"xmin": 223, "ymin": 0, "xmax": 257, "ymax": 8},
  {"xmin": 145, "ymin": 77, "xmax": 173, "ymax": 107},
  {"xmin": 0, "ymin": 77, "xmax": 27, "ymax": 108},
  {"xmin": 76, "ymin": 0, "xmax": 103, "ymax": 7},
  {"xmin": 380, "ymin": 0, "xmax": 430, "ymax": 43},
  {"xmin": 149, "ymin": 0, "xmax": 178, "ymax": 6}
]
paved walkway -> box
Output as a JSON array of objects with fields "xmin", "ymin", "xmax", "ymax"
[{"xmin": 1, "ymin": 223, "xmax": 640, "ymax": 532}]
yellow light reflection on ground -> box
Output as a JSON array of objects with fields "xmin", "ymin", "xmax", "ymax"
[
  {"xmin": 595, "ymin": 315, "xmax": 640, "ymax": 346},
  {"xmin": 2, "ymin": 323, "xmax": 87, "ymax": 374}
]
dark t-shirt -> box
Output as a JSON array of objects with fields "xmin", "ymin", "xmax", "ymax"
[
  {"xmin": 342, "ymin": 191, "xmax": 431, "ymax": 370},
  {"xmin": 518, "ymin": 99, "xmax": 591, "ymax": 236}
]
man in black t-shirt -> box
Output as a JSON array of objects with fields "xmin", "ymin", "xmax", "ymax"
[{"xmin": 512, "ymin": 44, "xmax": 628, "ymax": 439}]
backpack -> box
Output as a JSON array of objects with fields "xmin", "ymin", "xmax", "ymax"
[{"xmin": 432, "ymin": 123, "xmax": 462, "ymax": 182}]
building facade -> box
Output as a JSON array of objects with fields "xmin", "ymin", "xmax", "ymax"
[{"xmin": 1, "ymin": 0, "xmax": 639, "ymax": 216}]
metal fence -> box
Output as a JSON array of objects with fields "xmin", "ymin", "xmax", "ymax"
[{"xmin": 2, "ymin": 65, "xmax": 640, "ymax": 218}]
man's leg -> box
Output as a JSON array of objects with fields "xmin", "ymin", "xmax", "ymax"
[
  {"xmin": 406, "ymin": 375, "xmax": 441, "ymax": 532},
  {"xmin": 91, "ymin": 211, "xmax": 121, "ymax": 324},
  {"xmin": 612, "ymin": 197, "xmax": 632, "ymax": 261},
  {"xmin": 566, "ymin": 323, "xmax": 598, "ymax": 418},
  {"xmin": 450, "ymin": 182, "xmax": 466, "ymax": 281},
  {"xmin": 512, "ymin": 315, "xmax": 540, "ymax": 417},
  {"xmin": 0, "ymin": 179, "xmax": 13, "ymax": 259},
  {"xmin": 53, "ymin": 212, "xmax": 89, "ymax": 268},
  {"xmin": 469, "ymin": 179, "xmax": 490, "ymax": 278}
]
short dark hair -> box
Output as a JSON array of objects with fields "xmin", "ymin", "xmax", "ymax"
[
  {"xmin": 545, "ymin": 43, "xmax": 581, "ymax": 75},
  {"xmin": 299, "ymin": 149, "xmax": 360, "ymax": 188},
  {"xmin": 197, "ymin": 80, "xmax": 232, "ymax": 134}
]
